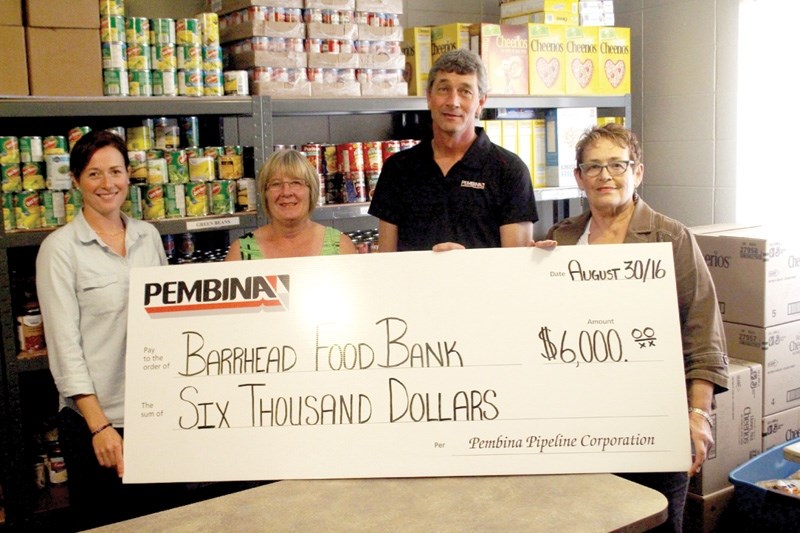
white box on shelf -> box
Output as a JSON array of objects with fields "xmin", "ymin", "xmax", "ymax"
[{"xmin": 544, "ymin": 106, "xmax": 596, "ymax": 187}]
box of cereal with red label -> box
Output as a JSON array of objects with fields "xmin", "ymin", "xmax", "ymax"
[
  {"xmin": 528, "ymin": 23, "xmax": 565, "ymax": 95},
  {"xmin": 565, "ymin": 25, "xmax": 598, "ymax": 95},
  {"xmin": 598, "ymin": 26, "xmax": 630, "ymax": 95},
  {"xmin": 470, "ymin": 23, "xmax": 529, "ymax": 96}
]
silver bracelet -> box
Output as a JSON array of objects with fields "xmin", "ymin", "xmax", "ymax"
[{"xmin": 688, "ymin": 407, "xmax": 714, "ymax": 427}]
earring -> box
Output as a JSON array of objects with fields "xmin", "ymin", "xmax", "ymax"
[{"xmin": 580, "ymin": 189, "xmax": 585, "ymax": 209}]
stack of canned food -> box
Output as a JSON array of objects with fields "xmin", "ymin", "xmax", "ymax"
[
  {"xmin": 282, "ymin": 138, "xmax": 418, "ymax": 206},
  {"xmin": 1, "ymin": 133, "xmax": 85, "ymax": 231},
  {"xmin": 124, "ymin": 116, "xmax": 255, "ymax": 221},
  {"xmin": 1, "ymin": 119, "xmax": 256, "ymax": 233},
  {"xmin": 101, "ymin": 0, "xmax": 225, "ymax": 97},
  {"xmin": 346, "ymin": 229, "xmax": 379, "ymax": 253}
]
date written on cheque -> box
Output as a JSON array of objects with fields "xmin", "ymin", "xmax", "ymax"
[{"xmin": 555, "ymin": 258, "xmax": 667, "ymax": 282}]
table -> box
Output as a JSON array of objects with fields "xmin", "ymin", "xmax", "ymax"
[{"xmin": 89, "ymin": 474, "xmax": 667, "ymax": 532}]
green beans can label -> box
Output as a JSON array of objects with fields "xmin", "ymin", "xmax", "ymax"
[
  {"xmin": 0, "ymin": 136, "xmax": 20, "ymax": 164},
  {"xmin": 44, "ymin": 154, "xmax": 72, "ymax": 190},
  {"xmin": 177, "ymin": 45, "xmax": 202, "ymax": 70},
  {"xmin": 42, "ymin": 136, "xmax": 68, "ymax": 155},
  {"xmin": 151, "ymin": 18, "xmax": 176, "ymax": 45},
  {"xmin": 209, "ymin": 180, "xmax": 235, "ymax": 215},
  {"xmin": 20, "ymin": 136, "xmax": 43, "ymax": 163},
  {"xmin": 176, "ymin": 18, "xmax": 200, "ymax": 45},
  {"xmin": 202, "ymin": 46, "xmax": 223, "ymax": 71},
  {"xmin": 65, "ymin": 188, "xmax": 82, "ymax": 222},
  {"xmin": 179, "ymin": 69, "xmax": 203, "ymax": 96},
  {"xmin": 1, "ymin": 164, "xmax": 21, "ymax": 193},
  {"xmin": 41, "ymin": 190, "xmax": 66, "ymax": 227},
  {"xmin": 152, "ymin": 70, "xmax": 178, "ymax": 96},
  {"xmin": 3, "ymin": 192, "xmax": 15, "ymax": 231},
  {"xmin": 151, "ymin": 44, "xmax": 177, "ymax": 71},
  {"xmin": 22, "ymin": 162, "xmax": 45, "ymax": 190},
  {"xmin": 143, "ymin": 184, "xmax": 165, "ymax": 220},
  {"xmin": 102, "ymin": 41, "xmax": 127, "ymax": 69},
  {"xmin": 203, "ymin": 70, "xmax": 224, "ymax": 96},
  {"xmin": 146, "ymin": 158, "xmax": 168, "ymax": 184},
  {"xmin": 15, "ymin": 190, "xmax": 41, "ymax": 229},
  {"xmin": 68, "ymin": 127, "xmax": 92, "ymax": 151},
  {"xmin": 185, "ymin": 182, "xmax": 209, "ymax": 217},
  {"xmin": 122, "ymin": 184, "xmax": 143, "ymax": 219},
  {"xmin": 99, "ymin": 0, "xmax": 125, "ymax": 16},
  {"xmin": 103, "ymin": 68, "xmax": 129, "ymax": 96},
  {"xmin": 126, "ymin": 44, "xmax": 151, "ymax": 71},
  {"xmin": 128, "ymin": 69, "xmax": 152, "ymax": 97},
  {"xmin": 165, "ymin": 183, "xmax": 186, "ymax": 218},
  {"xmin": 167, "ymin": 150, "xmax": 189, "ymax": 183},
  {"xmin": 126, "ymin": 17, "xmax": 150, "ymax": 45},
  {"xmin": 101, "ymin": 15, "xmax": 126, "ymax": 43}
]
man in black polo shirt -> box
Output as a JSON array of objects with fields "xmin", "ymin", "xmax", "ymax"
[{"xmin": 368, "ymin": 48, "xmax": 538, "ymax": 251}]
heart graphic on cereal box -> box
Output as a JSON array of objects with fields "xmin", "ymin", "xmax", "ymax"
[
  {"xmin": 571, "ymin": 58, "xmax": 593, "ymax": 88},
  {"xmin": 536, "ymin": 58, "xmax": 560, "ymax": 88},
  {"xmin": 604, "ymin": 59, "xmax": 626, "ymax": 88}
]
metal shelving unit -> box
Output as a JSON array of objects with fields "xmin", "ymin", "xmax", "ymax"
[{"xmin": 0, "ymin": 95, "xmax": 268, "ymax": 529}]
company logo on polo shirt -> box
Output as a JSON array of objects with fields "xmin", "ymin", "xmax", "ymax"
[
  {"xmin": 142, "ymin": 275, "xmax": 290, "ymax": 314},
  {"xmin": 460, "ymin": 180, "xmax": 486, "ymax": 190}
]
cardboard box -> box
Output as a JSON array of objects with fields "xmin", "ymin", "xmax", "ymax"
[
  {"xmin": 532, "ymin": 117, "xmax": 546, "ymax": 188},
  {"xmin": 0, "ymin": 0, "xmax": 22, "ymax": 26},
  {"xmin": 26, "ymin": 28, "xmax": 102, "ymax": 96},
  {"xmin": 25, "ymin": 0, "xmax": 99, "ymax": 28},
  {"xmin": 356, "ymin": 0, "xmax": 403, "ymax": 13},
  {"xmin": 544, "ymin": 106, "xmax": 597, "ymax": 186},
  {"xmin": 0, "ymin": 25, "xmax": 28, "ymax": 95},
  {"xmin": 597, "ymin": 27, "xmax": 630, "ymax": 95},
  {"xmin": 207, "ymin": 0, "xmax": 303, "ymax": 16},
  {"xmin": 565, "ymin": 25, "xmax": 599, "ymax": 95},
  {"xmin": 503, "ymin": 11, "xmax": 580, "ymax": 25},
  {"xmin": 430, "ymin": 22, "xmax": 471, "ymax": 65},
  {"xmin": 482, "ymin": 119, "xmax": 503, "ymax": 147},
  {"xmin": 402, "ymin": 27, "xmax": 432, "ymax": 96},
  {"xmin": 500, "ymin": 0, "xmax": 578, "ymax": 18},
  {"xmin": 528, "ymin": 23, "xmax": 566, "ymax": 96},
  {"xmin": 724, "ymin": 320, "xmax": 800, "ymax": 416},
  {"xmin": 470, "ymin": 23, "xmax": 529, "ymax": 96},
  {"xmin": 684, "ymin": 486, "xmax": 735, "ymax": 533},
  {"xmin": 689, "ymin": 359, "xmax": 763, "ymax": 495},
  {"xmin": 693, "ymin": 225, "xmax": 800, "ymax": 328},
  {"xmin": 762, "ymin": 406, "xmax": 800, "ymax": 451}
]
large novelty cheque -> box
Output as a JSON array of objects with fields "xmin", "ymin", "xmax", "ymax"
[{"xmin": 124, "ymin": 243, "xmax": 691, "ymax": 483}]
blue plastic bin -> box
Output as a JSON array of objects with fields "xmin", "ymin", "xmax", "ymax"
[{"xmin": 728, "ymin": 436, "xmax": 800, "ymax": 532}]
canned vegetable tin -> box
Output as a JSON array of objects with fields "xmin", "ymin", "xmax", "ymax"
[
  {"xmin": 103, "ymin": 68, "xmax": 130, "ymax": 96},
  {"xmin": 65, "ymin": 188, "xmax": 83, "ymax": 222},
  {"xmin": 165, "ymin": 183, "xmax": 186, "ymax": 218},
  {"xmin": 102, "ymin": 41, "xmax": 127, "ymax": 69},
  {"xmin": 122, "ymin": 184, "xmax": 142, "ymax": 219},
  {"xmin": 151, "ymin": 44, "xmax": 177, "ymax": 71},
  {"xmin": 150, "ymin": 18, "xmax": 176, "ymax": 45},
  {"xmin": 20, "ymin": 136, "xmax": 43, "ymax": 163},
  {"xmin": 1, "ymin": 164, "xmax": 21, "ymax": 193},
  {"xmin": 184, "ymin": 182, "xmax": 209, "ymax": 217},
  {"xmin": 68, "ymin": 127, "xmax": 91, "ymax": 151},
  {"xmin": 143, "ymin": 184, "xmax": 165, "ymax": 220},
  {"xmin": 15, "ymin": 190, "xmax": 41, "ymax": 229},
  {"xmin": 22, "ymin": 162, "xmax": 46, "ymax": 190},
  {"xmin": 152, "ymin": 70, "xmax": 178, "ymax": 96},
  {"xmin": 2, "ymin": 192, "xmax": 15, "ymax": 231},
  {"xmin": 99, "ymin": 0, "xmax": 125, "ymax": 16},
  {"xmin": 176, "ymin": 18, "xmax": 200, "ymax": 45},
  {"xmin": 126, "ymin": 17, "xmax": 150, "ymax": 45},
  {"xmin": 167, "ymin": 149, "xmax": 189, "ymax": 183},
  {"xmin": 40, "ymin": 190, "xmax": 66, "ymax": 228},
  {"xmin": 0, "ymin": 136, "xmax": 20, "ymax": 164},
  {"xmin": 209, "ymin": 180, "xmax": 235, "ymax": 215},
  {"xmin": 100, "ymin": 15, "xmax": 126, "ymax": 43}
]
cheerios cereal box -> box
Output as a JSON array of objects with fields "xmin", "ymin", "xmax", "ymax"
[
  {"xmin": 402, "ymin": 26, "xmax": 432, "ymax": 96},
  {"xmin": 431, "ymin": 23, "xmax": 471, "ymax": 64},
  {"xmin": 597, "ymin": 27, "xmax": 630, "ymax": 95},
  {"xmin": 470, "ymin": 23, "xmax": 529, "ymax": 95},
  {"xmin": 527, "ymin": 23, "xmax": 565, "ymax": 95},
  {"xmin": 565, "ymin": 25, "xmax": 599, "ymax": 95}
]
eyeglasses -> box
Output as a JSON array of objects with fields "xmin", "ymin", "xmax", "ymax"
[
  {"xmin": 266, "ymin": 179, "xmax": 307, "ymax": 192},
  {"xmin": 578, "ymin": 160, "xmax": 636, "ymax": 177}
]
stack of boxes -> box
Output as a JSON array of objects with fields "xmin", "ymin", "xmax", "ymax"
[
  {"xmin": 24, "ymin": 0, "xmax": 104, "ymax": 96},
  {"xmin": 0, "ymin": 0, "xmax": 28, "ymax": 95},
  {"xmin": 217, "ymin": 0, "xmax": 407, "ymax": 97},
  {"xmin": 686, "ymin": 224, "xmax": 800, "ymax": 531}
]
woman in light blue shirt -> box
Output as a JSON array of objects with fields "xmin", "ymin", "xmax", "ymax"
[{"xmin": 36, "ymin": 130, "xmax": 167, "ymax": 528}]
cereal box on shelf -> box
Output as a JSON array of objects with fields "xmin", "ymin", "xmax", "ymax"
[
  {"xmin": 597, "ymin": 27, "xmax": 630, "ymax": 95},
  {"xmin": 528, "ymin": 23, "xmax": 566, "ymax": 95},
  {"xmin": 503, "ymin": 11, "xmax": 580, "ymax": 25},
  {"xmin": 470, "ymin": 23, "xmax": 529, "ymax": 96},
  {"xmin": 500, "ymin": 0, "xmax": 578, "ymax": 18},
  {"xmin": 565, "ymin": 25, "xmax": 599, "ymax": 95},
  {"xmin": 402, "ymin": 26, "xmax": 432, "ymax": 96},
  {"xmin": 431, "ymin": 22, "xmax": 471, "ymax": 64}
]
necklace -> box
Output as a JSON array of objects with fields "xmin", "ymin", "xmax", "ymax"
[{"xmin": 96, "ymin": 228, "xmax": 125, "ymax": 237}]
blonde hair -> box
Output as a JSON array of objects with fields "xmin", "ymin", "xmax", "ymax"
[{"xmin": 257, "ymin": 149, "xmax": 320, "ymax": 218}]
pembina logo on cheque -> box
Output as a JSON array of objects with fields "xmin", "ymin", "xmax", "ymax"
[{"xmin": 143, "ymin": 274, "xmax": 290, "ymax": 314}]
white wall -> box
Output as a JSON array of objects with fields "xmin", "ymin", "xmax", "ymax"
[{"xmin": 615, "ymin": 0, "xmax": 737, "ymax": 227}]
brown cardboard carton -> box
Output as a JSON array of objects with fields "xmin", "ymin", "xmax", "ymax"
[
  {"xmin": 0, "ymin": 0, "xmax": 22, "ymax": 26},
  {"xmin": 469, "ymin": 23, "xmax": 529, "ymax": 96},
  {"xmin": 688, "ymin": 359, "xmax": 762, "ymax": 495},
  {"xmin": 0, "ymin": 25, "xmax": 28, "ymax": 95},
  {"xmin": 26, "ymin": 28, "xmax": 102, "ymax": 96},
  {"xmin": 684, "ymin": 486, "xmax": 735, "ymax": 533},
  {"xmin": 25, "ymin": 0, "xmax": 99, "ymax": 28}
]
